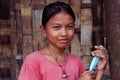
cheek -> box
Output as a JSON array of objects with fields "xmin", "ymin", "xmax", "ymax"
[
  {"xmin": 69, "ymin": 30, "xmax": 74, "ymax": 38},
  {"xmin": 46, "ymin": 31, "xmax": 57, "ymax": 39},
  {"xmin": 67, "ymin": 32, "xmax": 74, "ymax": 42},
  {"xmin": 70, "ymin": 33, "xmax": 74, "ymax": 40}
]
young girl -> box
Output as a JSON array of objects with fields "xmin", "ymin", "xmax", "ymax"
[{"xmin": 18, "ymin": 1, "xmax": 108, "ymax": 80}]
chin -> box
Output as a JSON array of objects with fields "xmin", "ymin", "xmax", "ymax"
[{"xmin": 58, "ymin": 45, "xmax": 69, "ymax": 49}]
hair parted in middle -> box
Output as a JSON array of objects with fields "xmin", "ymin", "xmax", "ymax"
[{"xmin": 42, "ymin": 1, "xmax": 75, "ymax": 27}]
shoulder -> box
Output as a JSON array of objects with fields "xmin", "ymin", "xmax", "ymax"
[
  {"xmin": 23, "ymin": 51, "xmax": 41, "ymax": 65},
  {"xmin": 25, "ymin": 51, "xmax": 39, "ymax": 60}
]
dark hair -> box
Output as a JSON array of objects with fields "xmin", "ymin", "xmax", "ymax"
[{"xmin": 42, "ymin": 1, "xmax": 75, "ymax": 27}]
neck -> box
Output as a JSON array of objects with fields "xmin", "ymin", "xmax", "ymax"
[
  {"xmin": 47, "ymin": 45, "xmax": 65, "ymax": 56},
  {"xmin": 46, "ymin": 45, "xmax": 67, "ymax": 64}
]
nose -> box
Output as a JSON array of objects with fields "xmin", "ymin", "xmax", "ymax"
[{"xmin": 61, "ymin": 28, "xmax": 67, "ymax": 36}]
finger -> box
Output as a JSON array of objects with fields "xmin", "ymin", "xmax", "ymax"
[
  {"xmin": 95, "ymin": 45, "xmax": 108, "ymax": 53},
  {"xmin": 80, "ymin": 71, "xmax": 95, "ymax": 77},
  {"xmin": 79, "ymin": 71, "xmax": 95, "ymax": 80},
  {"xmin": 91, "ymin": 49, "xmax": 107, "ymax": 56},
  {"xmin": 91, "ymin": 51, "xmax": 103, "ymax": 56},
  {"xmin": 81, "ymin": 71, "xmax": 90, "ymax": 75},
  {"xmin": 89, "ymin": 71, "xmax": 96, "ymax": 80},
  {"xmin": 99, "ymin": 54, "xmax": 109, "ymax": 61},
  {"xmin": 92, "ymin": 52, "xmax": 108, "ymax": 60},
  {"xmin": 91, "ymin": 74, "xmax": 96, "ymax": 79}
]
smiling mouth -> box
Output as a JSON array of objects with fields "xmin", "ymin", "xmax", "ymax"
[{"xmin": 59, "ymin": 39, "xmax": 69, "ymax": 43}]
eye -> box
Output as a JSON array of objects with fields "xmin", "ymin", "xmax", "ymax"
[
  {"xmin": 66, "ymin": 25, "xmax": 74, "ymax": 30},
  {"xmin": 52, "ymin": 26, "xmax": 60, "ymax": 30}
]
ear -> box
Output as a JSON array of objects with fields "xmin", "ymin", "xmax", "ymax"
[
  {"xmin": 40, "ymin": 25, "xmax": 46, "ymax": 37},
  {"xmin": 40, "ymin": 25, "xmax": 44, "ymax": 30}
]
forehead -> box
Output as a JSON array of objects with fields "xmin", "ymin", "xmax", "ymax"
[{"xmin": 48, "ymin": 12, "xmax": 74, "ymax": 22}]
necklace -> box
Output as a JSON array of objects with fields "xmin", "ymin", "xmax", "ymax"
[{"xmin": 46, "ymin": 47, "xmax": 69, "ymax": 78}]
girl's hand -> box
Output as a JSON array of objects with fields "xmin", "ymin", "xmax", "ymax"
[
  {"xmin": 79, "ymin": 71, "xmax": 96, "ymax": 80},
  {"xmin": 91, "ymin": 46, "xmax": 109, "ymax": 71}
]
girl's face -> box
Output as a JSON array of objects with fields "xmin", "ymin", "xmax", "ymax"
[{"xmin": 44, "ymin": 12, "xmax": 75, "ymax": 49}]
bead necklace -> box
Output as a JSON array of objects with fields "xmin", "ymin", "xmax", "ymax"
[{"xmin": 47, "ymin": 47, "xmax": 69, "ymax": 78}]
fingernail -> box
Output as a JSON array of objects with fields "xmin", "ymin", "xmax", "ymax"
[{"xmin": 97, "ymin": 54, "xmax": 99, "ymax": 56}]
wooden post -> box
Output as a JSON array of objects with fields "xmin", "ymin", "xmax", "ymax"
[
  {"xmin": 59, "ymin": 0, "xmax": 69, "ymax": 3},
  {"xmin": 46, "ymin": 0, "xmax": 59, "ymax": 5},
  {"xmin": 71, "ymin": 0, "xmax": 81, "ymax": 14},
  {"xmin": 104, "ymin": 0, "xmax": 120, "ymax": 80},
  {"xmin": 20, "ymin": 1, "xmax": 33, "ymax": 59},
  {"xmin": 10, "ymin": 11, "xmax": 18, "ymax": 80},
  {"xmin": 70, "ymin": 0, "xmax": 81, "ymax": 56},
  {"xmin": 92, "ymin": 0, "xmax": 103, "ymax": 46},
  {"xmin": 80, "ymin": 0, "xmax": 93, "ymax": 69},
  {"xmin": 32, "ymin": 10, "xmax": 47, "ymax": 51}
]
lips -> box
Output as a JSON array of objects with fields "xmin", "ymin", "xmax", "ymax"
[{"xmin": 59, "ymin": 39, "xmax": 69, "ymax": 43}]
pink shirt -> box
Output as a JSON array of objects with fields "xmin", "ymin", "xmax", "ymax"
[{"xmin": 18, "ymin": 51, "xmax": 85, "ymax": 80}]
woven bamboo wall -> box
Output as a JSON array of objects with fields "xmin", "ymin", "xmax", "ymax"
[{"xmin": 0, "ymin": 0, "xmax": 106, "ymax": 80}]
